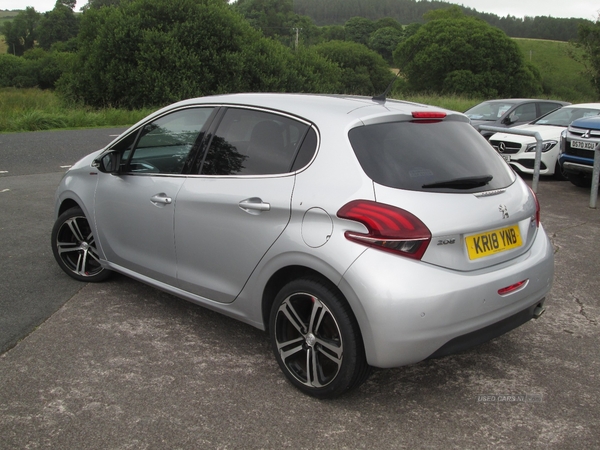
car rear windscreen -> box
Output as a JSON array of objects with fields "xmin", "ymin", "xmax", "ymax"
[{"xmin": 348, "ymin": 120, "xmax": 515, "ymax": 193}]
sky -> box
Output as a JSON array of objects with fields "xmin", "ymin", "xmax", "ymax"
[
  {"xmin": 3, "ymin": 0, "xmax": 599, "ymax": 21},
  {"xmin": 452, "ymin": 0, "xmax": 599, "ymax": 20}
]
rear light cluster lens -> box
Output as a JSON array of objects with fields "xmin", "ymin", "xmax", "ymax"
[
  {"xmin": 337, "ymin": 200, "xmax": 432, "ymax": 260},
  {"xmin": 528, "ymin": 186, "xmax": 540, "ymax": 227}
]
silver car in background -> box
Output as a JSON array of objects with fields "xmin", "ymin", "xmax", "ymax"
[
  {"xmin": 465, "ymin": 98, "xmax": 569, "ymax": 140},
  {"xmin": 52, "ymin": 93, "xmax": 554, "ymax": 398}
]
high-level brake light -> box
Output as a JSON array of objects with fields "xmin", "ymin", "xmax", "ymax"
[{"xmin": 412, "ymin": 111, "xmax": 447, "ymax": 119}]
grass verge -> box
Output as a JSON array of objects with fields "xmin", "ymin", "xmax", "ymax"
[
  {"xmin": 1, "ymin": 88, "xmax": 483, "ymax": 133},
  {"xmin": 0, "ymin": 88, "xmax": 153, "ymax": 133}
]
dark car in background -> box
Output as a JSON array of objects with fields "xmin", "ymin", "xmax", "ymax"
[
  {"xmin": 559, "ymin": 116, "xmax": 600, "ymax": 187},
  {"xmin": 465, "ymin": 99, "xmax": 570, "ymax": 139}
]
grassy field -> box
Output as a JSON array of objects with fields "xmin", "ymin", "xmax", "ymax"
[
  {"xmin": 515, "ymin": 38, "xmax": 596, "ymax": 103},
  {"xmin": 0, "ymin": 10, "xmax": 17, "ymax": 30},
  {"xmin": 0, "ymin": 86, "xmax": 589, "ymax": 134},
  {"xmin": 0, "ymin": 88, "xmax": 484, "ymax": 133},
  {"xmin": 0, "ymin": 88, "xmax": 153, "ymax": 133}
]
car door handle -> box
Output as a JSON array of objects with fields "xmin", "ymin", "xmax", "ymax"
[
  {"xmin": 150, "ymin": 193, "xmax": 173, "ymax": 205},
  {"xmin": 239, "ymin": 197, "xmax": 271, "ymax": 214}
]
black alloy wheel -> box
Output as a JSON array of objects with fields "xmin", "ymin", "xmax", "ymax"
[
  {"xmin": 51, "ymin": 207, "xmax": 110, "ymax": 282},
  {"xmin": 270, "ymin": 277, "xmax": 370, "ymax": 398}
]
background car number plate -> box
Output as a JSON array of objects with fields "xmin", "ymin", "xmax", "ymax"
[
  {"xmin": 465, "ymin": 224, "xmax": 522, "ymax": 260},
  {"xmin": 502, "ymin": 154, "xmax": 511, "ymax": 162},
  {"xmin": 571, "ymin": 140, "xmax": 597, "ymax": 150}
]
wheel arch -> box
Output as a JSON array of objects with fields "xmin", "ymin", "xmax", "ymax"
[
  {"xmin": 57, "ymin": 198, "xmax": 82, "ymax": 217},
  {"xmin": 260, "ymin": 265, "xmax": 368, "ymax": 351}
]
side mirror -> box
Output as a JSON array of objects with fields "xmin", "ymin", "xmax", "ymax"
[
  {"xmin": 92, "ymin": 150, "xmax": 121, "ymax": 173},
  {"xmin": 501, "ymin": 116, "xmax": 514, "ymax": 125}
]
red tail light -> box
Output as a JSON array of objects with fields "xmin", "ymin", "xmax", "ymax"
[{"xmin": 337, "ymin": 200, "xmax": 432, "ymax": 260}]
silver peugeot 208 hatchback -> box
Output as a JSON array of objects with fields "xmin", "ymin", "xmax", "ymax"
[{"xmin": 52, "ymin": 93, "xmax": 554, "ymax": 398}]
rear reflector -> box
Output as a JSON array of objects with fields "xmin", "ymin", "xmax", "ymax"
[
  {"xmin": 498, "ymin": 280, "xmax": 528, "ymax": 296},
  {"xmin": 337, "ymin": 200, "xmax": 431, "ymax": 260}
]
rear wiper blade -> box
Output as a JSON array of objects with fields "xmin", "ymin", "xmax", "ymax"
[{"xmin": 422, "ymin": 175, "xmax": 493, "ymax": 189}]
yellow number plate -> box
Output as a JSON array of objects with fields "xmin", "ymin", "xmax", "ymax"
[{"xmin": 465, "ymin": 225, "xmax": 522, "ymax": 260}]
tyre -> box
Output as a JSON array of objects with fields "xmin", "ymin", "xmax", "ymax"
[
  {"xmin": 269, "ymin": 277, "xmax": 370, "ymax": 398},
  {"xmin": 553, "ymin": 161, "xmax": 568, "ymax": 181},
  {"xmin": 567, "ymin": 173, "xmax": 591, "ymax": 188},
  {"xmin": 51, "ymin": 206, "xmax": 111, "ymax": 282}
]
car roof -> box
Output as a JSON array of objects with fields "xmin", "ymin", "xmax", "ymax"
[
  {"xmin": 154, "ymin": 93, "xmax": 466, "ymax": 125},
  {"xmin": 484, "ymin": 98, "xmax": 568, "ymax": 103},
  {"xmin": 108, "ymin": 93, "xmax": 471, "ymax": 151},
  {"xmin": 561, "ymin": 103, "xmax": 600, "ymax": 110}
]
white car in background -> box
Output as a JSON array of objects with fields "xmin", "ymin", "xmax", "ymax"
[{"xmin": 489, "ymin": 103, "xmax": 600, "ymax": 179}]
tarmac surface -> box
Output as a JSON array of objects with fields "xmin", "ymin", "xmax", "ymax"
[{"xmin": 1, "ymin": 130, "xmax": 599, "ymax": 448}]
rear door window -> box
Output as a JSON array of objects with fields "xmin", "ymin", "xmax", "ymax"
[
  {"xmin": 510, "ymin": 103, "xmax": 536, "ymax": 123},
  {"xmin": 199, "ymin": 108, "xmax": 313, "ymax": 175},
  {"xmin": 538, "ymin": 102, "xmax": 562, "ymax": 117},
  {"xmin": 349, "ymin": 120, "xmax": 515, "ymax": 193}
]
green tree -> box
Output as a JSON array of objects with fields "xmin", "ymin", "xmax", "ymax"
[
  {"xmin": 574, "ymin": 18, "xmax": 600, "ymax": 96},
  {"xmin": 368, "ymin": 26, "xmax": 404, "ymax": 64},
  {"xmin": 394, "ymin": 11, "xmax": 541, "ymax": 97},
  {"xmin": 37, "ymin": 2, "xmax": 80, "ymax": 50},
  {"xmin": 233, "ymin": 0, "xmax": 296, "ymax": 39},
  {"xmin": 59, "ymin": 0, "xmax": 340, "ymax": 108},
  {"xmin": 374, "ymin": 17, "xmax": 403, "ymax": 32},
  {"xmin": 233, "ymin": 0, "xmax": 320, "ymax": 48},
  {"xmin": 58, "ymin": 0, "xmax": 77, "ymax": 8},
  {"xmin": 321, "ymin": 25, "xmax": 345, "ymax": 41},
  {"xmin": 344, "ymin": 17, "xmax": 375, "ymax": 46},
  {"xmin": 423, "ymin": 5, "xmax": 464, "ymax": 21},
  {"xmin": 0, "ymin": 54, "xmax": 34, "ymax": 86},
  {"xmin": 22, "ymin": 47, "xmax": 74, "ymax": 89},
  {"xmin": 313, "ymin": 40, "xmax": 395, "ymax": 96},
  {"xmin": 403, "ymin": 23, "xmax": 421, "ymax": 40},
  {"xmin": 83, "ymin": 0, "xmax": 125, "ymax": 9},
  {"xmin": 1, "ymin": 7, "xmax": 40, "ymax": 56}
]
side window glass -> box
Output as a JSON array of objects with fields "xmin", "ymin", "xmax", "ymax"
[
  {"xmin": 511, "ymin": 103, "xmax": 537, "ymax": 123},
  {"xmin": 127, "ymin": 107, "xmax": 213, "ymax": 174},
  {"xmin": 201, "ymin": 108, "xmax": 310, "ymax": 175},
  {"xmin": 291, "ymin": 127, "xmax": 318, "ymax": 171},
  {"xmin": 110, "ymin": 130, "xmax": 137, "ymax": 170},
  {"xmin": 538, "ymin": 103, "xmax": 561, "ymax": 116}
]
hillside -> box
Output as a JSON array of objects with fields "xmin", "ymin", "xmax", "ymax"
[
  {"xmin": 515, "ymin": 38, "xmax": 597, "ymax": 102},
  {"xmin": 293, "ymin": 0, "xmax": 588, "ymax": 41}
]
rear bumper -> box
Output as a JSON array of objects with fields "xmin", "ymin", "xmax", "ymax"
[
  {"xmin": 426, "ymin": 299, "xmax": 545, "ymax": 359},
  {"xmin": 338, "ymin": 224, "xmax": 554, "ymax": 368}
]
